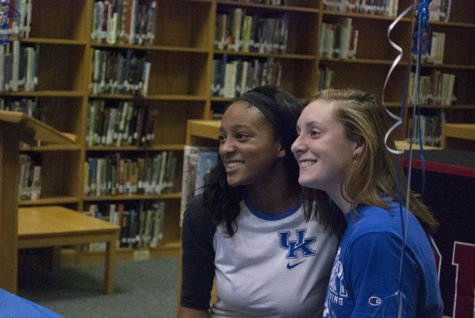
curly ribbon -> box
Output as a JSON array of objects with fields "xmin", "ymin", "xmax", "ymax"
[
  {"xmin": 378, "ymin": 1, "xmax": 431, "ymax": 317},
  {"xmin": 382, "ymin": 4, "xmax": 414, "ymax": 155}
]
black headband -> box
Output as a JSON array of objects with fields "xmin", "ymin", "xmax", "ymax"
[{"xmin": 238, "ymin": 91, "xmax": 282, "ymax": 134}]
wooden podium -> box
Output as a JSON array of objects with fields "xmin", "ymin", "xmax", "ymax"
[{"xmin": 0, "ymin": 111, "xmax": 76, "ymax": 293}]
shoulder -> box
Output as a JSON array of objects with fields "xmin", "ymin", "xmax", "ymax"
[
  {"xmin": 343, "ymin": 205, "xmax": 405, "ymax": 250},
  {"xmin": 347, "ymin": 205, "xmax": 392, "ymax": 234},
  {"xmin": 182, "ymin": 194, "xmax": 216, "ymax": 238},
  {"xmin": 184, "ymin": 194, "xmax": 212, "ymax": 223}
]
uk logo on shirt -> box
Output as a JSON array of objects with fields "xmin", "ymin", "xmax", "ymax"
[{"xmin": 279, "ymin": 229, "xmax": 317, "ymax": 259}]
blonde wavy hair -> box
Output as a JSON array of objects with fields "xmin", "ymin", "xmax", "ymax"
[{"xmin": 302, "ymin": 89, "xmax": 439, "ymax": 234}]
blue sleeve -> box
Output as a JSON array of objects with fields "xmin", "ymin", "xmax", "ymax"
[
  {"xmin": 180, "ymin": 195, "xmax": 217, "ymax": 310},
  {"xmin": 0, "ymin": 288, "xmax": 64, "ymax": 317},
  {"xmin": 345, "ymin": 232, "xmax": 419, "ymax": 317}
]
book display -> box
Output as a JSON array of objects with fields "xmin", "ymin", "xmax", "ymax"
[
  {"xmin": 3, "ymin": 0, "xmax": 472, "ymax": 263},
  {"xmin": 3, "ymin": 0, "xmax": 213, "ymax": 261},
  {"xmin": 85, "ymin": 0, "xmax": 210, "ymax": 257}
]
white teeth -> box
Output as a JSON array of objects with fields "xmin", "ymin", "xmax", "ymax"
[
  {"xmin": 300, "ymin": 160, "xmax": 317, "ymax": 168},
  {"xmin": 225, "ymin": 161, "xmax": 242, "ymax": 168}
]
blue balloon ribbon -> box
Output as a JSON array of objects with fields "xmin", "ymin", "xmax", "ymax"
[{"xmin": 377, "ymin": 1, "xmax": 431, "ymax": 317}]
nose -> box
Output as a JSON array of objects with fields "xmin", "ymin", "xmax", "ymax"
[
  {"xmin": 219, "ymin": 138, "xmax": 235, "ymax": 156},
  {"xmin": 291, "ymin": 135, "xmax": 306, "ymax": 155}
]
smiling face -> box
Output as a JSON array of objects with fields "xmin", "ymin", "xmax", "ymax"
[
  {"xmin": 291, "ymin": 99, "xmax": 361, "ymax": 199},
  {"xmin": 218, "ymin": 101, "xmax": 285, "ymax": 187}
]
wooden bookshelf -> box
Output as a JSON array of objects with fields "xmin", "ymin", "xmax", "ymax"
[{"xmin": 6, "ymin": 0, "xmax": 472, "ymax": 266}]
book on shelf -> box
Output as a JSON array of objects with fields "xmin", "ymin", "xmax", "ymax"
[
  {"xmin": 215, "ymin": 10, "xmax": 289, "ymax": 54},
  {"xmin": 211, "ymin": 56, "xmax": 282, "ymax": 98},
  {"xmin": 323, "ymin": 0, "xmax": 398, "ymax": 17},
  {"xmin": 85, "ymin": 151, "xmax": 177, "ymax": 197},
  {"xmin": 86, "ymin": 200, "xmax": 166, "ymax": 249},
  {"xmin": 229, "ymin": 0, "xmax": 284, "ymax": 4},
  {"xmin": 194, "ymin": 151, "xmax": 219, "ymax": 197},
  {"xmin": 149, "ymin": 201, "xmax": 165, "ymax": 248},
  {"xmin": 87, "ymin": 101, "xmax": 157, "ymax": 147},
  {"xmin": 407, "ymin": 113, "xmax": 444, "ymax": 147},
  {"xmin": 180, "ymin": 146, "xmax": 219, "ymax": 224},
  {"xmin": 0, "ymin": 41, "xmax": 39, "ymax": 93},
  {"xmin": 427, "ymin": 32, "xmax": 445, "ymax": 65},
  {"xmin": 91, "ymin": 0, "xmax": 157, "ymax": 45},
  {"xmin": 90, "ymin": 49, "xmax": 150, "ymax": 96},
  {"xmin": 408, "ymin": 70, "xmax": 455, "ymax": 107},
  {"xmin": 3, "ymin": 0, "xmax": 33, "ymax": 38},
  {"xmin": 317, "ymin": 65, "xmax": 334, "ymax": 91},
  {"xmin": 429, "ymin": 0, "xmax": 452, "ymax": 22},
  {"xmin": 320, "ymin": 19, "xmax": 358, "ymax": 60},
  {"xmin": 18, "ymin": 154, "xmax": 42, "ymax": 201},
  {"xmin": 0, "ymin": 97, "xmax": 43, "ymax": 119}
]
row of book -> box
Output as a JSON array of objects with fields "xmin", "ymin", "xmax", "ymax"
[
  {"xmin": 323, "ymin": 0, "xmax": 399, "ymax": 17},
  {"xmin": 91, "ymin": 0, "xmax": 157, "ymax": 45},
  {"xmin": 0, "ymin": 41, "xmax": 38, "ymax": 92},
  {"xmin": 87, "ymin": 100, "xmax": 157, "ymax": 147},
  {"xmin": 407, "ymin": 113, "xmax": 443, "ymax": 147},
  {"xmin": 320, "ymin": 18, "xmax": 358, "ymax": 59},
  {"xmin": 1, "ymin": 0, "xmax": 33, "ymax": 39},
  {"xmin": 317, "ymin": 65, "xmax": 334, "ymax": 91},
  {"xmin": 0, "ymin": 97, "xmax": 42, "ymax": 119},
  {"xmin": 85, "ymin": 201, "xmax": 165, "ymax": 249},
  {"xmin": 85, "ymin": 151, "xmax": 178, "ymax": 197},
  {"xmin": 420, "ymin": 31, "xmax": 446, "ymax": 65},
  {"xmin": 428, "ymin": 0, "xmax": 452, "ymax": 22},
  {"xmin": 90, "ymin": 48, "xmax": 151, "ymax": 96},
  {"xmin": 227, "ymin": 0, "xmax": 285, "ymax": 4},
  {"xmin": 215, "ymin": 9, "xmax": 289, "ymax": 54},
  {"xmin": 211, "ymin": 56, "xmax": 282, "ymax": 97},
  {"xmin": 19, "ymin": 154, "xmax": 41, "ymax": 201},
  {"xmin": 180, "ymin": 146, "xmax": 219, "ymax": 223},
  {"xmin": 408, "ymin": 70, "xmax": 455, "ymax": 107}
]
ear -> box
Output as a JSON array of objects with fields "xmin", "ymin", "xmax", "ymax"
[
  {"xmin": 352, "ymin": 139, "xmax": 364, "ymax": 159},
  {"xmin": 277, "ymin": 145, "xmax": 286, "ymax": 158}
]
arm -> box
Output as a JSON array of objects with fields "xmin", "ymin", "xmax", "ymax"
[
  {"xmin": 346, "ymin": 233, "xmax": 419, "ymax": 317},
  {"xmin": 178, "ymin": 196, "xmax": 216, "ymax": 314},
  {"xmin": 176, "ymin": 306, "xmax": 209, "ymax": 318}
]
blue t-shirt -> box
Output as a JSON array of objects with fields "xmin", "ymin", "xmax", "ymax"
[
  {"xmin": 323, "ymin": 203, "xmax": 443, "ymax": 318},
  {"xmin": 0, "ymin": 288, "xmax": 63, "ymax": 318}
]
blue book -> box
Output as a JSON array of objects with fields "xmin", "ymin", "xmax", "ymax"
[{"xmin": 194, "ymin": 151, "xmax": 219, "ymax": 196}]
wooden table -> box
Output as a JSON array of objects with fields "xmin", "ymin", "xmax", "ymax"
[
  {"xmin": 442, "ymin": 123, "xmax": 475, "ymax": 151},
  {"xmin": 18, "ymin": 206, "xmax": 119, "ymax": 294}
]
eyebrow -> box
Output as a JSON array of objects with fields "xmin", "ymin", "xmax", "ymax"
[
  {"xmin": 219, "ymin": 124, "xmax": 251, "ymax": 133},
  {"xmin": 304, "ymin": 120, "xmax": 324, "ymax": 129}
]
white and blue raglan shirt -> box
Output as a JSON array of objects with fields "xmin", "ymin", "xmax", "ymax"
[
  {"xmin": 181, "ymin": 195, "xmax": 339, "ymax": 318},
  {"xmin": 323, "ymin": 202, "xmax": 443, "ymax": 318}
]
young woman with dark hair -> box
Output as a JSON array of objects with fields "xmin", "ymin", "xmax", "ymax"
[{"xmin": 177, "ymin": 86, "xmax": 339, "ymax": 318}]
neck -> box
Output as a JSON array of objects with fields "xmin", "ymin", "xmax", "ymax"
[
  {"xmin": 246, "ymin": 182, "xmax": 300, "ymax": 216},
  {"xmin": 327, "ymin": 185, "xmax": 353, "ymax": 215}
]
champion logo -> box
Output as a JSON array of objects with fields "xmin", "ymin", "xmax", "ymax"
[
  {"xmin": 368, "ymin": 296, "xmax": 382, "ymax": 306},
  {"xmin": 286, "ymin": 260, "xmax": 306, "ymax": 269}
]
